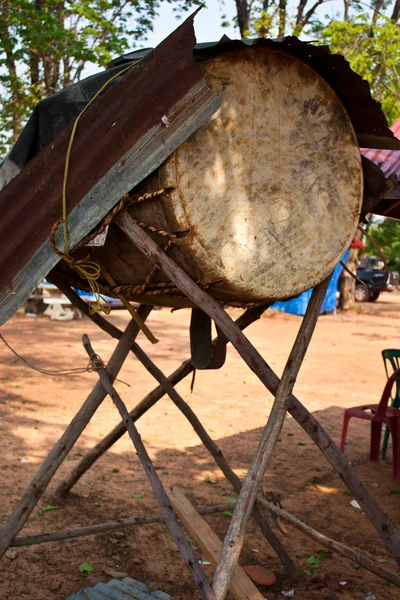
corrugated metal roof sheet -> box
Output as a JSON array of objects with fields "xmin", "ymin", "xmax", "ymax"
[
  {"xmin": 361, "ymin": 118, "xmax": 400, "ymax": 219},
  {"xmin": 362, "ymin": 117, "xmax": 400, "ymax": 176},
  {"xmin": 67, "ymin": 577, "xmax": 173, "ymax": 600}
]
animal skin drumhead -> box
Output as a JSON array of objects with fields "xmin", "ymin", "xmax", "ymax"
[{"xmin": 158, "ymin": 46, "xmax": 363, "ymax": 302}]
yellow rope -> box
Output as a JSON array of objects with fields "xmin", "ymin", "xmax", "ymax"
[{"xmin": 60, "ymin": 61, "xmax": 139, "ymax": 314}]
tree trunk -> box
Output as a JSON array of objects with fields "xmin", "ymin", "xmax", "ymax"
[
  {"xmin": 392, "ymin": 0, "xmax": 400, "ymax": 22},
  {"xmin": 30, "ymin": 0, "xmax": 44, "ymax": 101},
  {"xmin": 344, "ymin": 0, "xmax": 351, "ymax": 21},
  {"xmin": 278, "ymin": 0, "xmax": 287, "ymax": 37},
  {"xmin": 294, "ymin": 0, "xmax": 324, "ymax": 36},
  {"xmin": 235, "ymin": 0, "xmax": 250, "ymax": 38},
  {"xmin": 338, "ymin": 248, "xmax": 358, "ymax": 310},
  {"xmin": 0, "ymin": 2, "xmax": 22, "ymax": 141},
  {"xmin": 372, "ymin": 0, "xmax": 384, "ymax": 26}
]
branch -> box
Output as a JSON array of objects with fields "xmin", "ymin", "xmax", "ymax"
[
  {"xmin": 0, "ymin": 1, "xmax": 22, "ymax": 138},
  {"xmin": 302, "ymin": 0, "xmax": 324, "ymax": 28},
  {"xmin": 392, "ymin": 0, "xmax": 400, "ymax": 22}
]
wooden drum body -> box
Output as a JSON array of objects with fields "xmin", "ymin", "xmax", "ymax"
[{"xmin": 77, "ymin": 46, "xmax": 363, "ymax": 307}]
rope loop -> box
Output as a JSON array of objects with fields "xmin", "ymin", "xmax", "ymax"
[
  {"xmin": 87, "ymin": 353, "xmax": 106, "ymax": 372},
  {"xmin": 50, "ymin": 219, "xmax": 110, "ymax": 315}
]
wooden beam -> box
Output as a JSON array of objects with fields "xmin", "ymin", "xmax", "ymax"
[
  {"xmin": 51, "ymin": 292, "xmax": 268, "ymax": 502},
  {"xmin": 129, "ymin": 341, "xmax": 296, "ymax": 577},
  {"xmin": 82, "ymin": 336, "xmax": 215, "ymax": 600},
  {"xmin": 168, "ymin": 486, "xmax": 265, "ymax": 600},
  {"xmin": 11, "ymin": 504, "xmax": 235, "ymax": 547}
]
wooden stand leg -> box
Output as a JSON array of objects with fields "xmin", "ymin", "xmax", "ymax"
[
  {"xmin": 53, "ymin": 290, "xmax": 267, "ymax": 502},
  {"xmin": 212, "ymin": 279, "xmax": 329, "ymax": 599},
  {"xmin": 0, "ymin": 310, "xmax": 150, "ymax": 560},
  {"xmin": 50, "ymin": 279, "xmax": 295, "ymax": 576},
  {"xmin": 129, "ymin": 341, "xmax": 297, "ymax": 578},
  {"xmin": 116, "ymin": 211, "xmax": 400, "ymax": 567},
  {"xmin": 83, "ymin": 334, "xmax": 215, "ymax": 600}
]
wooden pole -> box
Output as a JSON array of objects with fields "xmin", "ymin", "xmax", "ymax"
[
  {"xmin": 52, "ymin": 286, "xmax": 268, "ymax": 502},
  {"xmin": 53, "ymin": 358, "xmax": 194, "ymax": 504},
  {"xmin": 129, "ymin": 341, "xmax": 297, "ymax": 578},
  {"xmin": 256, "ymin": 496, "xmax": 400, "ymax": 588},
  {"xmin": 115, "ymin": 211, "xmax": 400, "ymax": 565},
  {"xmin": 48, "ymin": 283, "xmax": 295, "ymax": 575},
  {"xmin": 98, "ymin": 261, "xmax": 159, "ymax": 344},
  {"xmin": 0, "ymin": 307, "xmax": 151, "ymax": 559},
  {"xmin": 11, "ymin": 504, "xmax": 235, "ymax": 547},
  {"xmin": 47, "ymin": 271, "xmax": 124, "ymax": 339},
  {"xmin": 82, "ymin": 334, "xmax": 215, "ymax": 600},
  {"xmin": 212, "ymin": 279, "xmax": 330, "ymax": 600}
]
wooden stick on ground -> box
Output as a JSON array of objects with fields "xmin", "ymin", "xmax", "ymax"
[
  {"xmin": 129, "ymin": 341, "xmax": 297, "ymax": 578},
  {"xmin": 82, "ymin": 334, "xmax": 215, "ymax": 600},
  {"xmin": 12, "ymin": 504, "xmax": 235, "ymax": 547},
  {"xmin": 168, "ymin": 486, "xmax": 265, "ymax": 600},
  {"xmin": 0, "ymin": 308, "xmax": 151, "ymax": 560},
  {"xmin": 256, "ymin": 495, "xmax": 400, "ymax": 588},
  {"xmin": 115, "ymin": 210, "xmax": 400, "ymax": 567},
  {"xmin": 212, "ymin": 278, "xmax": 330, "ymax": 600}
]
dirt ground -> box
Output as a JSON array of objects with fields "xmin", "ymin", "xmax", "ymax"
[{"xmin": 1, "ymin": 293, "xmax": 400, "ymax": 600}]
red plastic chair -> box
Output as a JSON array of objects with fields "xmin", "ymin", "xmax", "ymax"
[{"xmin": 340, "ymin": 367, "xmax": 400, "ymax": 481}]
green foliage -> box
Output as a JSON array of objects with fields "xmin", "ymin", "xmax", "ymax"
[
  {"xmin": 364, "ymin": 218, "xmax": 400, "ymax": 271},
  {"xmin": 79, "ymin": 561, "xmax": 95, "ymax": 572},
  {"xmin": 0, "ymin": 0, "xmax": 198, "ymax": 157},
  {"xmin": 38, "ymin": 504, "xmax": 61, "ymax": 515},
  {"xmin": 222, "ymin": 1, "xmax": 400, "ymax": 127},
  {"xmin": 318, "ymin": 15, "xmax": 400, "ymax": 125},
  {"xmin": 306, "ymin": 555, "xmax": 320, "ymax": 568}
]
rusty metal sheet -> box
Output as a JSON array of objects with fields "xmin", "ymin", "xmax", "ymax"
[
  {"xmin": 361, "ymin": 117, "xmax": 400, "ymax": 219},
  {"xmin": 0, "ymin": 10, "xmax": 220, "ymax": 325},
  {"xmin": 362, "ymin": 117, "xmax": 400, "ymax": 174}
]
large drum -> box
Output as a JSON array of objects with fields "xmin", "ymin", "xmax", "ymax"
[{"xmin": 57, "ymin": 46, "xmax": 363, "ymax": 307}]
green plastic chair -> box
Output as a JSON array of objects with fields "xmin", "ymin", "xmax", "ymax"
[{"xmin": 382, "ymin": 350, "xmax": 400, "ymax": 457}]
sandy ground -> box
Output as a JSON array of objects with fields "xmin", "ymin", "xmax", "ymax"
[{"xmin": 1, "ymin": 294, "xmax": 400, "ymax": 600}]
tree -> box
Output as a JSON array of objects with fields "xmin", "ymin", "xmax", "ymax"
[
  {"xmin": 223, "ymin": 0, "xmax": 329, "ymax": 39},
  {"xmin": 364, "ymin": 218, "xmax": 400, "ymax": 271},
  {"xmin": 0, "ymin": 0, "xmax": 196, "ymax": 156},
  {"xmin": 318, "ymin": 15, "xmax": 400, "ymax": 125},
  {"xmin": 222, "ymin": 1, "xmax": 400, "ymax": 125}
]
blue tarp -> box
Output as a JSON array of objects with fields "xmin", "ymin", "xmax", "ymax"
[{"xmin": 271, "ymin": 250, "xmax": 350, "ymax": 316}]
